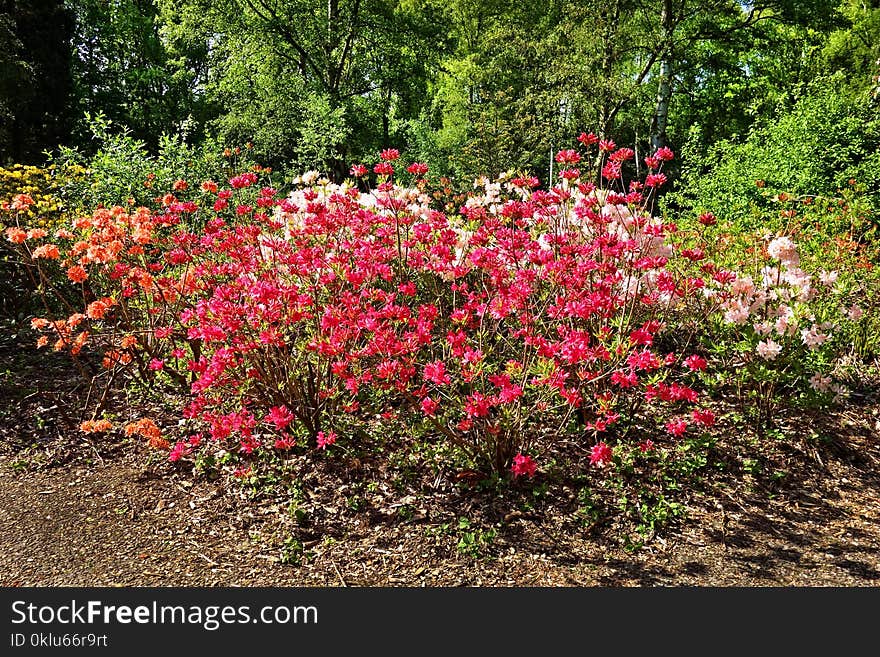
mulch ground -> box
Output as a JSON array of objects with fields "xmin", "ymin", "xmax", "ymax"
[{"xmin": 1, "ymin": 328, "xmax": 878, "ymax": 587}]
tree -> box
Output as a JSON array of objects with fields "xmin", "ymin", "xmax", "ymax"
[
  {"xmin": 0, "ymin": 0, "xmax": 74, "ymax": 163},
  {"xmin": 158, "ymin": 0, "xmax": 448, "ymax": 176},
  {"xmin": 68, "ymin": 0, "xmax": 202, "ymax": 152}
]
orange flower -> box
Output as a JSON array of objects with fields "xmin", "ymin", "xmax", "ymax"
[
  {"xmin": 120, "ymin": 335, "xmax": 138, "ymax": 349},
  {"xmin": 36, "ymin": 336, "xmax": 48, "ymax": 348},
  {"xmin": 124, "ymin": 418, "xmax": 167, "ymax": 449},
  {"xmin": 173, "ymin": 179, "xmax": 188, "ymax": 191},
  {"xmin": 11, "ymin": 194, "xmax": 34, "ymax": 210},
  {"xmin": 26, "ymin": 228, "xmax": 47, "ymax": 240},
  {"xmin": 30, "ymin": 317, "xmax": 50, "ymax": 330},
  {"xmin": 32, "ymin": 244, "xmax": 60, "ymax": 259},
  {"xmin": 80, "ymin": 419, "xmax": 113, "ymax": 433},
  {"xmin": 86, "ymin": 297, "xmax": 115, "ymax": 320},
  {"xmin": 201, "ymin": 180, "xmax": 218, "ymax": 193},
  {"xmin": 71, "ymin": 330, "xmax": 89, "ymax": 355},
  {"xmin": 67, "ymin": 313, "xmax": 86, "ymax": 329},
  {"xmin": 67, "ymin": 265, "xmax": 88, "ymax": 283},
  {"xmin": 4, "ymin": 227, "xmax": 26, "ymax": 244},
  {"xmin": 102, "ymin": 350, "xmax": 120, "ymax": 368}
]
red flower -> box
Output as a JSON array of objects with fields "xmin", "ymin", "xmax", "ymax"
[
  {"xmin": 555, "ymin": 149, "xmax": 581, "ymax": 164},
  {"xmin": 645, "ymin": 173, "xmax": 667, "ymax": 188},
  {"xmin": 168, "ymin": 441, "xmax": 192, "ymax": 462},
  {"xmin": 420, "ymin": 396, "xmax": 439, "ymax": 416},
  {"xmin": 692, "ymin": 408, "xmax": 716, "ymax": 426},
  {"xmin": 266, "ymin": 405, "xmax": 294, "ymax": 430},
  {"xmin": 683, "ymin": 354, "xmax": 707, "ymax": 371},
  {"xmin": 317, "ymin": 430, "xmax": 337, "ymax": 449},
  {"xmin": 373, "ymin": 162, "xmax": 394, "ymax": 176},
  {"xmin": 577, "ymin": 132, "xmax": 598, "ymax": 146},
  {"xmin": 380, "ymin": 148, "xmax": 400, "ymax": 161},
  {"xmin": 665, "ymin": 418, "xmax": 688, "ymax": 436},
  {"xmin": 590, "ymin": 442, "xmax": 613, "ymax": 468},
  {"xmin": 406, "ymin": 162, "xmax": 429, "ymax": 176},
  {"xmin": 423, "ymin": 361, "xmax": 451, "ymax": 385},
  {"xmin": 511, "ymin": 453, "xmax": 537, "ymax": 478},
  {"xmin": 698, "ymin": 212, "xmax": 717, "ymax": 226}
]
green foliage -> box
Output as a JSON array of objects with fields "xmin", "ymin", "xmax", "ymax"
[
  {"xmin": 68, "ymin": 0, "xmax": 203, "ymax": 151},
  {"xmin": 48, "ymin": 113, "xmax": 254, "ymax": 212},
  {"xmin": 455, "ymin": 517, "xmax": 496, "ymax": 559},
  {"xmin": 668, "ymin": 73, "xmax": 880, "ymax": 229}
]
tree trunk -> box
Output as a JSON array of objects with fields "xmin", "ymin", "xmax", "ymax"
[
  {"xmin": 650, "ymin": 0, "xmax": 674, "ymax": 151},
  {"xmin": 598, "ymin": 0, "xmax": 621, "ymax": 139}
]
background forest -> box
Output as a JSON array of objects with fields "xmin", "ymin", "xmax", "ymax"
[{"xmin": 1, "ymin": 0, "xmax": 878, "ymax": 204}]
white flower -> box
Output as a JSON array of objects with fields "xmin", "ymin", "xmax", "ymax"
[{"xmin": 301, "ymin": 170, "xmax": 320, "ymax": 185}]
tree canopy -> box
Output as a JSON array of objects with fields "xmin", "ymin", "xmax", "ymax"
[{"xmin": 0, "ymin": 0, "xmax": 877, "ymax": 196}]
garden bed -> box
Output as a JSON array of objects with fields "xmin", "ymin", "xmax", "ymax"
[{"xmin": 2, "ymin": 331, "xmax": 878, "ymax": 587}]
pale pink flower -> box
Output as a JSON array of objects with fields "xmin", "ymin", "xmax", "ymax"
[
  {"xmin": 723, "ymin": 301, "xmax": 750, "ymax": 325},
  {"xmin": 774, "ymin": 314, "xmax": 797, "ymax": 336},
  {"xmin": 767, "ymin": 236, "xmax": 799, "ymax": 266},
  {"xmin": 800, "ymin": 326, "xmax": 828, "ymax": 349},
  {"xmin": 818, "ymin": 270, "xmax": 838, "ymax": 287},
  {"xmin": 846, "ymin": 304, "xmax": 863, "ymax": 321},
  {"xmin": 762, "ymin": 266, "xmax": 782, "ymax": 287},
  {"xmin": 730, "ymin": 276, "xmax": 756, "ymax": 297},
  {"xmin": 753, "ymin": 321, "xmax": 773, "ymax": 336},
  {"xmin": 808, "ymin": 373, "xmax": 832, "ymax": 393},
  {"xmin": 756, "ymin": 339, "xmax": 782, "ymax": 360}
]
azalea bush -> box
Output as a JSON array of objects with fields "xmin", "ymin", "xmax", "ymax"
[
  {"xmin": 5, "ymin": 135, "xmax": 875, "ymax": 484},
  {"xmin": 0, "ymin": 164, "xmax": 85, "ymax": 318},
  {"xmin": 666, "ymin": 175, "xmax": 879, "ymax": 427}
]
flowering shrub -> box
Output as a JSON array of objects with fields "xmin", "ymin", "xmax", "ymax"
[
  {"xmin": 7, "ymin": 136, "xmax": 874, "ymax": 482},
  {"xmin": 0, "ymin": 164, "xmax": 80, "ymax": 233}
]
